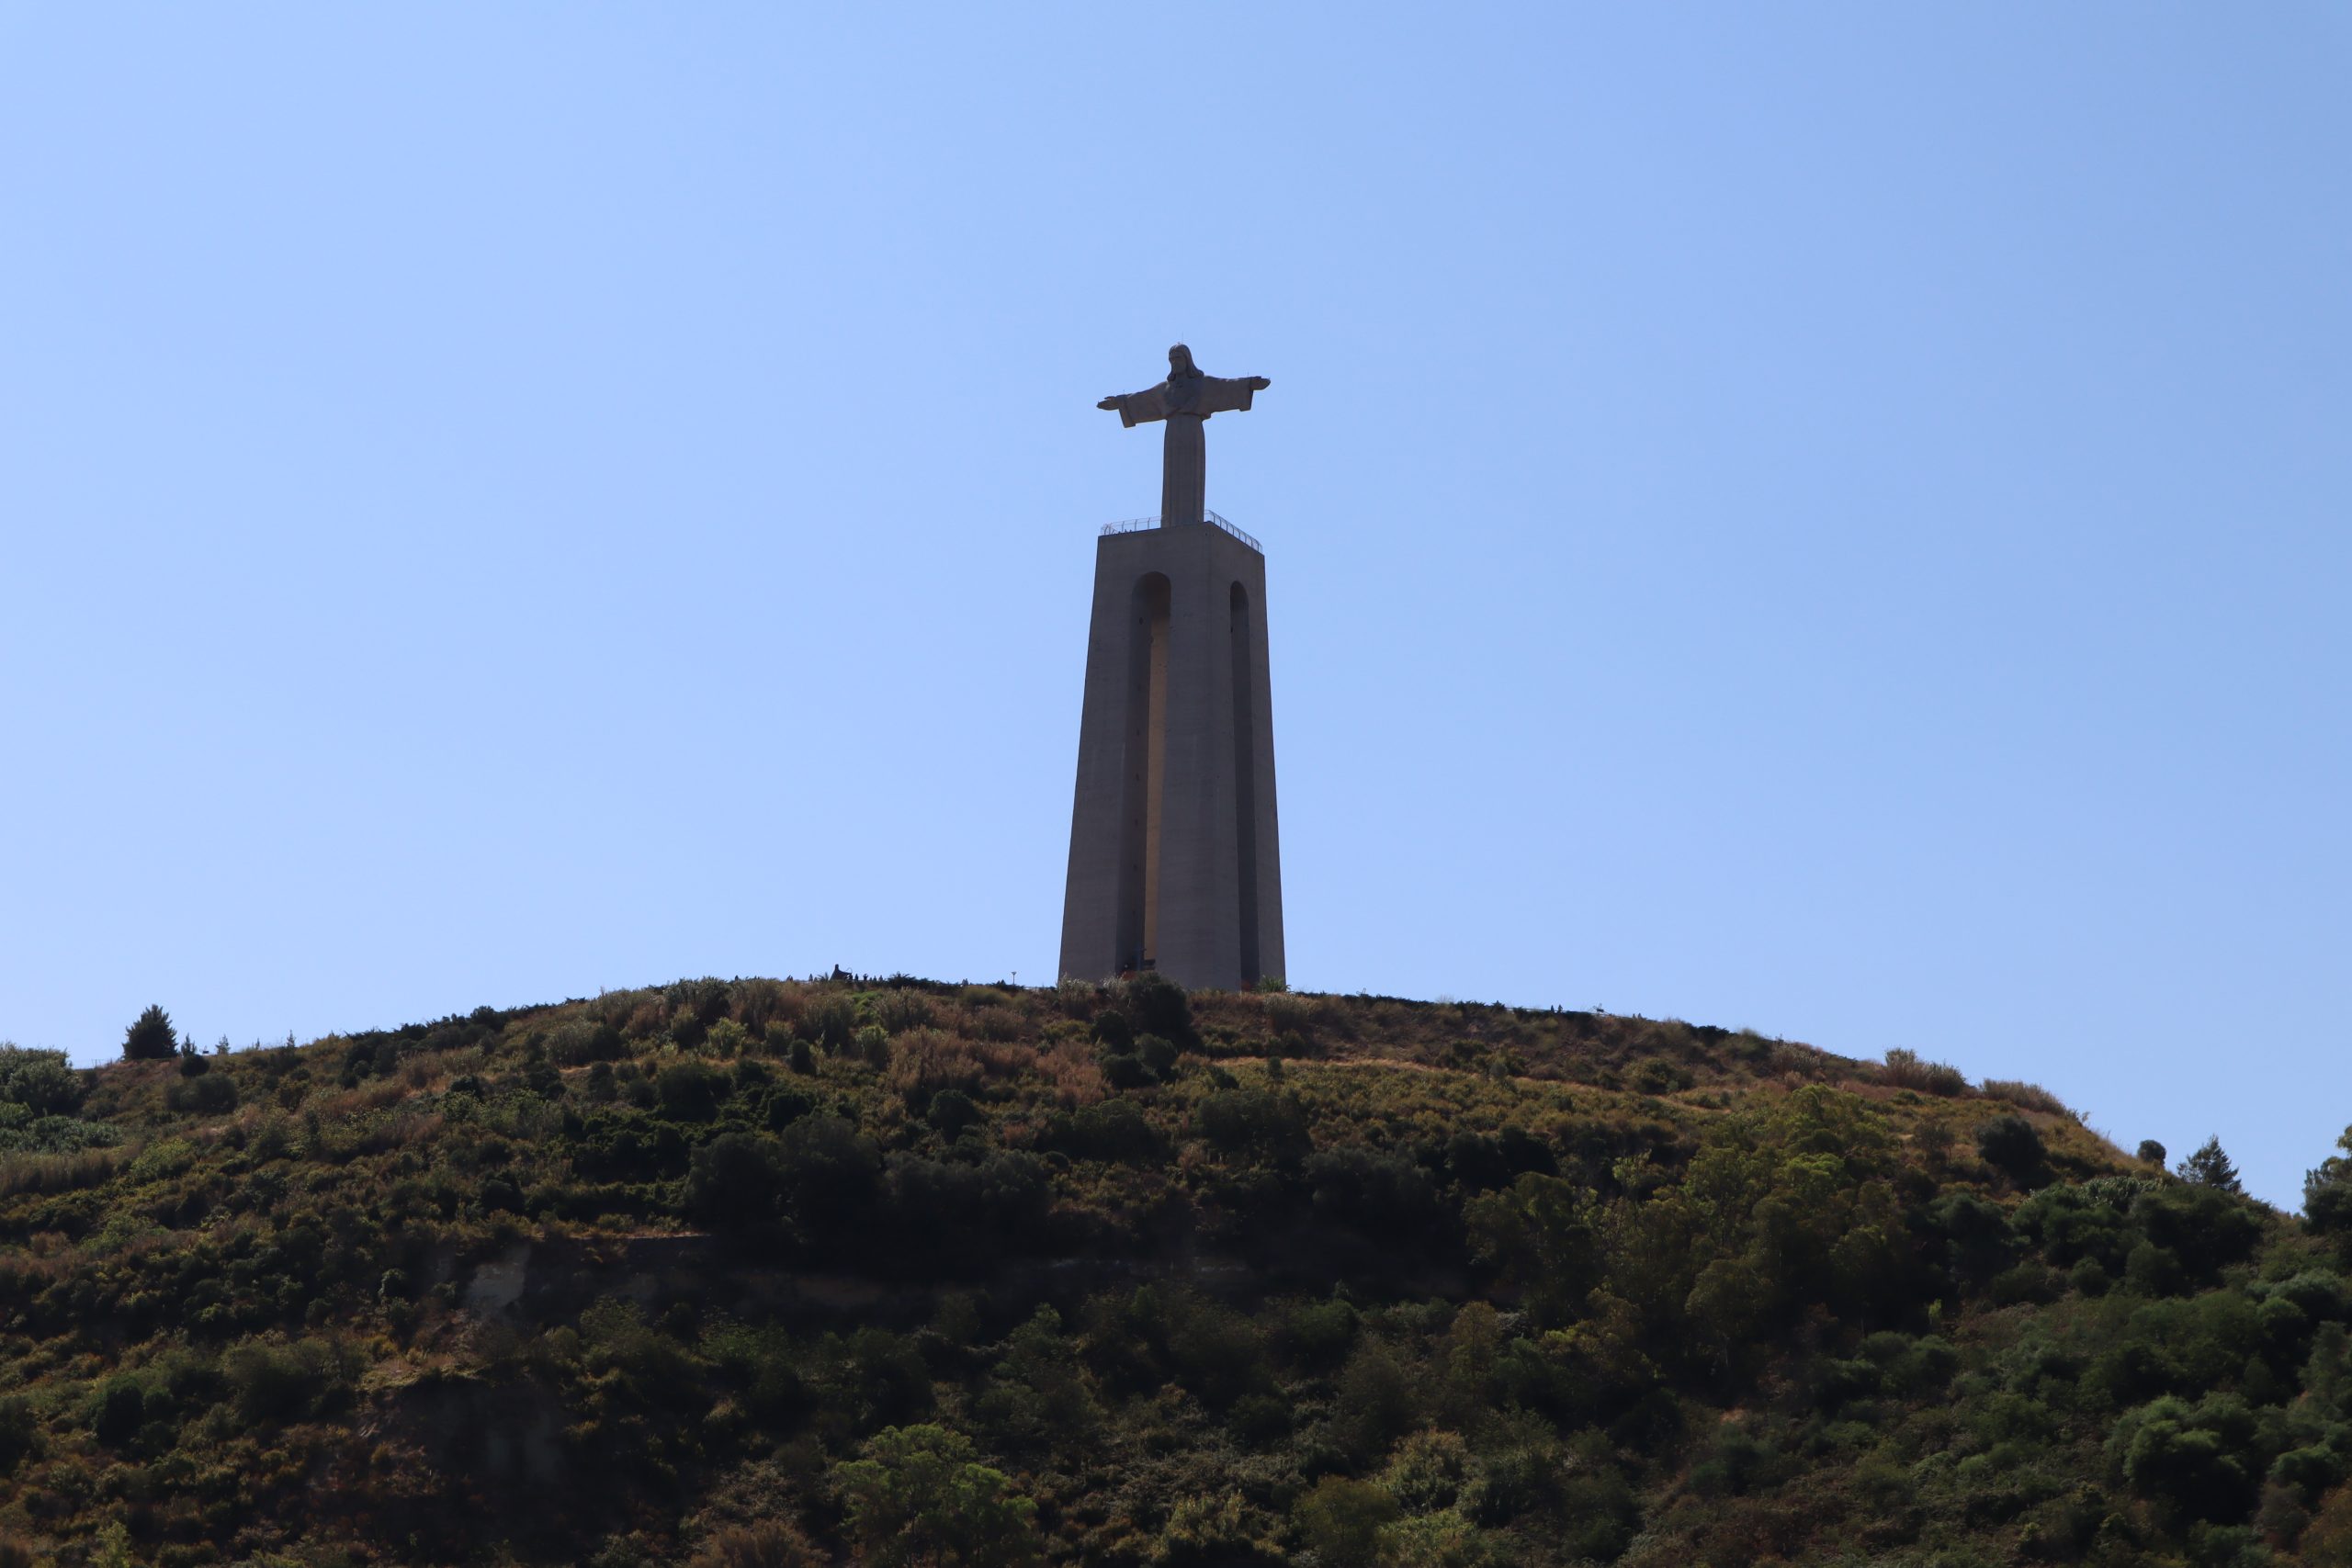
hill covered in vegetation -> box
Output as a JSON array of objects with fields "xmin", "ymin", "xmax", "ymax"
[{"xmin": 2, "ymin": 976, "xmax": 2349, "ymax": 1567}]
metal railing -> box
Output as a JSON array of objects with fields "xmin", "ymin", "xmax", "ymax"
[{"xmin": 1097, "ymin": 509, "xmax": 1262, "ymax": 553}]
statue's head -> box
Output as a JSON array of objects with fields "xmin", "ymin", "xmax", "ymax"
[{"xmin": 1168, "ymin": 344, "xmax": 1200, "ymax": 379}]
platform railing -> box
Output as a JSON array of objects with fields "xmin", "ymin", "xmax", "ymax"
[{"xmin": 1097, "ymin": 510, "xmax": 1262, "ymax": 553}]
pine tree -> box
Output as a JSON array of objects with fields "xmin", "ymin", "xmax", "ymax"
[
  {"xmin": 2177, "ymin": 1135, "xmax": 2243, "ymax": 1193},
  {"xmin": 121, "ymin": 1004, "xmax": 178, "ymax": 1062}
]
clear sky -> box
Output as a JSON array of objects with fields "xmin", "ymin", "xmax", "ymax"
[{"xmin": 2, "ymin": 7, "xmax": 2344, "ymax": 1207}]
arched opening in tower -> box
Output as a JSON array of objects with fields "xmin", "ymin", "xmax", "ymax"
[
  {"xmin": 1118, "ymin": 572, "xmax": 1171, "ymax": 972},
  {"xmin": 1231, "ymin": 580, "xmax": 1261, "ymax": 986}
]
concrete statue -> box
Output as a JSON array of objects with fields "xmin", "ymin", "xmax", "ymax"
[
  {"xmin": 1061, "ymin": 345, "xmax": 1286, "ymax": 992},
  {"xmin": 1097, "ymin": 344, "xmax": 1272, "ymax": 529}
]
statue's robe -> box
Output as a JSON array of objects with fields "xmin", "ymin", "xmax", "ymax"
[{"xmin": 1101, "ymin": 373, "xmax": 1262, "ymax": 524}]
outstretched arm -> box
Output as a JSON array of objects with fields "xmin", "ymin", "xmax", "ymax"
[
  {"xmin": 1097, "ymin": 386, "xmax": 1168, "ymax": 427},
  {"xmin": 1193, "ymin": 374, "xmax": 1272, "ymax": 416}
]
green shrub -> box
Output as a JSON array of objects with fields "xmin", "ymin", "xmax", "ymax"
[
  {"xmin": 223, "ymin": 1337, "xmax": 348, "ymax": 1426},
  {"xmin": 686, "ymin": 1133, "xmax": 786, "ymax": 1228},
  {"xmin": 1631, "ymin": 1057, "xmax": 1692, "ymax": 1095},
  {"xmin": 1384, "ymin": 1428, "xmax": 1471, "ymax": 1514},
  {"xmin": 2111, "ymin": 1393, "xmax": 2264, "ymax": 1522},
  {"xmin": 1121, "ymin": 971, "xmax": 1196, "ymax": 1050},
  {"xmin": 0, "ymin": 1044, "xmax": 84, "ymax": 1116},
  {"xmin": 657, "ymin": 1061, "xmax": 729, "ymax": 1121},
  {"xmin": 1196, "ymin": 1089, "xmax": 1308, "ymax": 1164},
  {"xmin": 832, "ymin": 1423, "xmax": 1040, "ymax": 1567},
  {"xmin": 1977, "ymin": 1114, "xmax": 2047, "ymax": 1186},
  {"xmin": 1292, "ymin": 1476, "xmax": 1399, "ymax": 1568},
  {"xmin": 164, "ymin": 1072, "xmax": 239, "ymax": 1115}
]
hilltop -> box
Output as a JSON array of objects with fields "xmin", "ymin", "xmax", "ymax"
[{"xmin": 1, "ymin": 976, "xmax": 2348, "ymax": 1566}]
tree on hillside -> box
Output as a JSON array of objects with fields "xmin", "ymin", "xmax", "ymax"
[
  {"xmin": 2177, "ymin": 1136, "xmax": 2243, "ymax": 1193},
  {"xmin": 122, "ymin": 1005, "xmax": 177, "ymax": 1062},
  {"xmin": 832, "ymin": 1424, "xmax": 1039, "ymax": 1567},
  {"xmin": 2136, "ymin": 1139, "xmax": 2167, "ymax": 1167},
  {"xmin": 1976, "ymin": 1114, "xmax": 2047, "ymax": 1187},
  {"xmin": 2305, "ymin": 1126, "xmax": 2352, "ymax": 1235}
]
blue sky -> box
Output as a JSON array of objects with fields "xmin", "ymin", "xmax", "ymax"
[{"xmin": 2, "ymin": 6, "xmax": 2344, "ymax": 1206}]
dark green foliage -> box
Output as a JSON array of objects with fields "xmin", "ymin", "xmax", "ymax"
[
  {"xmin": 833, "ymin": 1423, "xmax": 1040, "ymax": 1566},
  {"xmin": 2180, "ymin": 1135, "xmax": 2245, "ymax": 1193},
  {"xmin": 2139, "ymin": 1139, "xmax": 2168, "ymax": 1166},
  {"xmin": 1305, "ymin": 1145, "xmax": 1442, "ymax": 1241},
  {"xmin": 1121, "ymin": 970, "xmax": 1196, "ymax": 1050},
  {"xmin": 164, "ymin": 1070, "xmax": 239, "ymax": 1114},
  {"xmin": 123, "ymin": 1003, "xmax": 177, "ymax": 1061},
  {"xmin": 1041, "ymin": 1098, "xmax": 1164, "ymax": 1164},
  {"xmin": 775, "ymin": 1114, "xmax": 882, "ymax": 1247},
  {"xmin": 1089, "ymin": 1008, "xmax": 1132, "ymax": 1053},
  {"xmin": 656, "ymin": 1060, "xmax": 729, "ymax": 1120},
  {"xmin": 91, "ymin": 1375, "xmax": 144, "ymax": 1445},
  {"xmin": 686, "ymin": 1132, "xmax": 787, "ymax": 1229},
  {"xmin": 1978, "ymin": 1113, "xmax": 2048, "ymax": 1185},
  {"xmin": 926, "ymin": 1088, "xmax": 980, "ymax": 1136},
  {"xmin": 222, "ymin": 1337, "xmax": 348, "ymax": 1426},
  {"xmin": 0, "ymin": 1045, "xmax": 84, "ymax": 1116},
  {"xmin": 2305, "ymin": 1127, "xmax": 2352, "ymax": 1235},
  {"xmin": 1196, "ymin": 1088, "xmax": 1308, "ymax": 1164},
  {"xmin": 2112, "ymin": 1393, "xmax": 2265, "ymax": 1521},
  {"xmin": 0, "ymin": 1395, "xmax": 35, "ymax": 1476},
  {"xmin": 1292, "ymin": 1475, "xmax": 1399, "ymax": 1568},
  {"xmin": 1631, "ymin": 1055, "xmax": 1692, "ymax": 1095}
]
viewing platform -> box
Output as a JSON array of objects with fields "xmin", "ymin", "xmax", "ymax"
[{"xmin": 1099, "ymin": 509, "xmax": 1261, "ymax": 555}]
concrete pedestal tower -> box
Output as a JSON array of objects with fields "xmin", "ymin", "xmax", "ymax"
[{"xmin": 1059, "ymin": 344, "xmax": 1284, "ymax": 990}]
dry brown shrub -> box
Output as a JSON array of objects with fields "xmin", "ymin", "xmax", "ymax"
[
  {"xmin": 886, "ymin": 1029, "xmax": 988, "ymax": 1101},
  {"xmin": 729, "ymin": 978, "xmax": 792, "ymax": 1033},
  {"xmin": 545, "ymin": 1021, "xmax": 605, "ymax": 1067},
  {"xmin": 1769, "ymin": 1043, "xmax": 1833, "ymax": 1082},
  {"xmin": 689, "ymin": 1521, "xmax": 817, "ymax": 1568},
  {"xmin": 622, "ymin": 999, "xmax": 669, "ymax": 1041},
  {"xmin": 873, "ymin": 989, "xmax": 935, "ymax": 1034},
  {"xmin": 0, "ymin": 1534, "xmax": 36, "ymax": 1568},
  {"xmin": 970, "ymin": 1005, "xmax": 1024, "ymax": 1043},
  {"xmin": 1035, "ymin": 1039, "xmax": 1108, "ymax": 1109},
  {"xmin": 1982, "ymin": 1078, "xmax": 2070, "ymax": 1117},
  {"xmin": 587, "ymin": 987, "xmax": 655, "ymax": 1027},
  {"xmin": 1881, "ymin": 1047, "xmax": 1969, "ymax": 1098},
  {"xmin": 1264, "ymin": 994, "xmax": 1317, "ymax": 1038},
  {"xmin": 355, "ymin": 1109, "xmax": 445, "ymax": 1156},
  {"xmin": 0, "ymin": 1146, "xmax": 123, "ymax": 1197},
  {"xmin": 1052, "ymin": 977, "xmax": 1100, "ymax": 1018},
  {"xmin": 312, "ymin": 1078, "xmax": 410, "ymax": 1122},
  {"xmin": 2304, "ymin": 1480, "xmax": 2352, "ymax": 1562}
]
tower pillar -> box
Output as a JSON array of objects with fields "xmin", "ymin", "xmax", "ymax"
[{"xmin": 1059, "ymin": 520, "xmax": 1284, "ymax": 990}]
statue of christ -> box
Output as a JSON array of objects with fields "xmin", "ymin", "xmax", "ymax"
[{"xmin": 1097, "ymin": 344, "xmax": 1272, "ymax": 527}]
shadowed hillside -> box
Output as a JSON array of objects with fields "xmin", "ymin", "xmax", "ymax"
[{"xmin": 2, "ymin": 976, "xmax": 2347, "ymax": 1566}]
